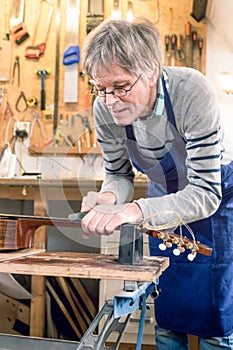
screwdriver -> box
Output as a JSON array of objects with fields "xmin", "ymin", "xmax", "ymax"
[
  {"xmin": 198, "ymin": 38, "xmax": 204, "ymax": 73},
  {"xmin": 192, "ymin": 31, "xmax": 198, "ymax": 69},
  {"xmin": 164, "ymin": 35, "xmax": 170, "ymax": 66},
  {"xmin": 185, "ymin": 21, "xmax": 191, "ymax": 67}
]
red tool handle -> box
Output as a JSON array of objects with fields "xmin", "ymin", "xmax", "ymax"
[
  {"xmin": 171, "ymin": 34, "xmax": 177, "ymax": 50},
  {"xmin": 198, "ymin": 38, "xmax": 204, "ymax": 53},
  {"xmin": 25, "ymin": 43, "xmax": 46, "ymax": 59},
  {"xmin": 165, "ymin": 35, "xmax": 170, "ymax": 51},
  {"xmin": 185, "ymin": 21, "xmax": 191, "ymax": 37}
]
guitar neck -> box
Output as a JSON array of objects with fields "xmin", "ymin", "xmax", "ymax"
[{"xmin": 0, "ymin": 213, "xmax": 213, "ymax": 257}]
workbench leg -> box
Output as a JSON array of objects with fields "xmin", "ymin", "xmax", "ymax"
[{"xmin": 30, "ymin": 191, "xmax": 47, "ymax": 337}]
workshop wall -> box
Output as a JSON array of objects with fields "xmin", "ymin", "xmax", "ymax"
[{"xmin": 0, "ymin": 0, "xmax": 207, "ymax": 169}]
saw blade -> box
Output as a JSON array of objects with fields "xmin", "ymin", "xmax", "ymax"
[
  {"xmin": 10, "ymin": 0, "xmax": 25, "ymax": 28},
  {"xmin": 63, "ymin": 0, "xmax": 80, "ymax": 103}
]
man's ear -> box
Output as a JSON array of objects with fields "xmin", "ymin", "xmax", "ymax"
[{"xmin": 149, "ymin": 62, "xmax": 160, "ymax": 86}]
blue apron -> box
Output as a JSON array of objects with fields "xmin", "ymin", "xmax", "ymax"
[{"xmin": 125, "ymin": 78, "xmax": 233, "ymax": 337}]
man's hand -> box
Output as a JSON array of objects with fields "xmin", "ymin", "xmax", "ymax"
[
  {"xmin": 81, "ymin": 191, "xmax": 116, "ymax": 212},
  {"xmin": 81, "ymin": 202, "xmax": 143, "ymax": 239}
]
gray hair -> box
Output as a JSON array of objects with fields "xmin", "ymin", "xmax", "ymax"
[{"xmin": 82, "ymin": 17, "xmax": 163, "ymax": 79}]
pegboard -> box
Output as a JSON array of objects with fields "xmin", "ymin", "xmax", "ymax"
[{"xmin": 0, "ymin": 0, "xmax": 207, "ymax": 155}]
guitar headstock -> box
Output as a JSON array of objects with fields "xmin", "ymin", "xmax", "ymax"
[{"xmin": 140, "ymin": 227, "xmax": 212, "ymax": 260}]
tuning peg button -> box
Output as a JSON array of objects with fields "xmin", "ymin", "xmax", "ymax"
[
  {"xmin": 159, "ymin": 243, "xmax": 167, "ymax": 251},
  {"xmin": 187, "ymin": 252, "xmax": 197, "ymax": 261},
  {"xmin": 173, "ymin": 248, "xmax": 181, "ymax": 256}
]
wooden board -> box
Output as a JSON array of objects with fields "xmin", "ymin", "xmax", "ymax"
[
  {"xmin": 0, "ymin": 248, "xmax": 45, "ymax": 262},
  {"xmin": 0, "ymin": 251, "xmax": 169, "ymax": 282}
]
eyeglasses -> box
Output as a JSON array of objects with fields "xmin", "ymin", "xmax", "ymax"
[{"xmin": 91, "ymin": 75, "xmax": 141, "ymax": 98}]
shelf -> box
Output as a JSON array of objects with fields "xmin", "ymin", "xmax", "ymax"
[{"xmin": 28, "ymin": 145, "xmax": 101, "ymax": 156}]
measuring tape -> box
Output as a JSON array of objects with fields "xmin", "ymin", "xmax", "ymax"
[{"xmin": 27, "ymin": 96, "xmax": 38, "ymax": 107}]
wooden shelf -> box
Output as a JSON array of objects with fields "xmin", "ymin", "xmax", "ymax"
[{"xmin": 28, "ymin": 145, "xmax": 101, "ymax": 157}]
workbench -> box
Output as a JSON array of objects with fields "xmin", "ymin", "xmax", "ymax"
[{"xmin": 0, "ymin": 177, "xmax": 148, "ymax": 339}]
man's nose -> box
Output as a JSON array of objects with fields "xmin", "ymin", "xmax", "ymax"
[{"xmin": 105, "ymin": 92, "xmax": 120, "ymax": 105}]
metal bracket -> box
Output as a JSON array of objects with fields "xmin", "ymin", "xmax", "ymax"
[
  {"xmin": 76, "ymin": 281, "xmax": 159, "ymax": 350},
  {"xmin": 113, "ymin": 281, "xmax": 158, "ymax": 318},
  {"xmin": 118, "ymin": 224, "xmax": 143, "ymax": 265},
  {"xmin": 76, "ymin": 300, "xmax": 130, "ymax": 350}
]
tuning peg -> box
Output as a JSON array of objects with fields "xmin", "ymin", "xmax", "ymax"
[
  {"xmin": 172, "ymin": 237, "xmax": 180, "ymax": 245},
  {"xmin": 173, "ymin": 248, "xmax": 181, "ymax": 256},
  {"xmin": 159, "ymin": 242, "xmax": 167, "ymax": 251},
  {"xmin": 166, "ymin": 242, "xmax": 172, "ymax": 248},
  {"xmin": 187, "ymin": 251, "xmax": 197, "ymax": 261}
]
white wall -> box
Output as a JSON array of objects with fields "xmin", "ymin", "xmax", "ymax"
[{"xmin": 205, "ymin": 0, "xmax": 233, "ymax": 136}]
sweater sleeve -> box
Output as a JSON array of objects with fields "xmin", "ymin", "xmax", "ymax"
[{"xmin": 136, "ymin": 68, "xmax": 223, "ymax": 224}]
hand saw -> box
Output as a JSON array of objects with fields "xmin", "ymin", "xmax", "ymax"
[
  {"xmin": 10, "ymin": 0, "xmax": 30, "ymax": 45},
  {"xmin": 10, "ymin": 0, "xmax": 25, "ymax": 28},
  {"xmin": 63, "ymin": 0, "xmax": 80, "ymax": 103},
  {"xmin": 25, "ymin": 0, "xmax": 53, "ymax": 59}
]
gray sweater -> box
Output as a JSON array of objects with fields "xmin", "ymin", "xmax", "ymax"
[{"xmin": 93, "ymin": 67, "xmax": 233, "ymax": 223}]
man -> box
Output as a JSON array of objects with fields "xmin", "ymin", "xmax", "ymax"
[{"xmin": 74, "ymin": 17, "xmax": 233, "ymax": 349}]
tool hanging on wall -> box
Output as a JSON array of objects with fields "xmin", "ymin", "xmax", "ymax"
[
  {"xmin": 15, "ymin": 91, "xmax": 28, "ymax": 113},
  {"xmin": 175, "ymin": 35, "xmax": 185, "ymax": 62},
  {"xmin": 191, "ymin": 0, "xmax": 208, "ymax": 22},
  {"xmin": 26, "ymin": 96, "xmax": 38, "ymax": 108},
  {"xmin": 0, "ymin": 89, "xmax": 6, "ymax": 106},
  {"xmin": 185, "ymin": 21, "xmax": 191, "ymax": 67},
  {"xmin": 198, "ymin": 37, "xmax": 204, "ymax": 72},
  {"xmin": 63, "ymin": 0, "xmax": 80, "ymax": 103},
  {"xmin": 3, "ymin": 0, "xmax": 11, "ymax": 40},
  {"xmin": 192, "ymin": 31, "xmax": 197, "ymax": 69},
  {"xmin": 4, "ymin": 101, "xmax": 14, "ymax": 120},
  {"xmin": 11, "ymin": 55, "xmax": 20, "ymax": 86},
  {"xmin": 35, "ymin": 69, "xmax": 50, "ymax": 110},
  {"xmin": 53, "ymin": 0, "xmax": 61, "ymax": 134},
  {"xmin": 87, "ymin": 0, "xmax": 104, "ymax": 34},
  {"xmin": 164, "ymin": 35, "xmax": 170, "ymax": 66},
  {"xmin": 170, "ymin": 33, "xmax": 177, "ymax": 66},
  {"xmin": 10, "ymin": 0, "xmax": 29, "ymax": 45},
  {"xmin": 25, "ymin": 0, "xmax": 53, "ymax": 59},
  {"xmin": 30, "ymin": 112, "xmax": 44, "ymax": 139}
]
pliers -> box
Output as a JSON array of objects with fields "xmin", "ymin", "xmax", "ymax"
[
  {"xmin": 30, "ymin": 112, "xmax": 44, "ymax": 138},
  {"xmin": 12, "ymin": 56, "xmax": 20, "ymax": 87},
  {"xmin": 4, "ymin": 101, "xmax": 14, "ymax": 119}
]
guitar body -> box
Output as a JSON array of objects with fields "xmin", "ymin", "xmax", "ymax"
[
  {"xmin": 0, "ymin": 219, "xmax": 19, "ymax": 250},
  {"xmin": 0, "ymin": 216, "xmax": 81, "ymax": 251}
]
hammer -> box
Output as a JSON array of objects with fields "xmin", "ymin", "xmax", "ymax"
[{"xmin": 35, "ymin": 69, "xmax": 50, "ymax": 110}]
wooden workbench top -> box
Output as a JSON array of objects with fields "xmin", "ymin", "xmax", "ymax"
[{"xmin": 0, "ymin": 250, "xmax": 169, "ymax": 282}]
